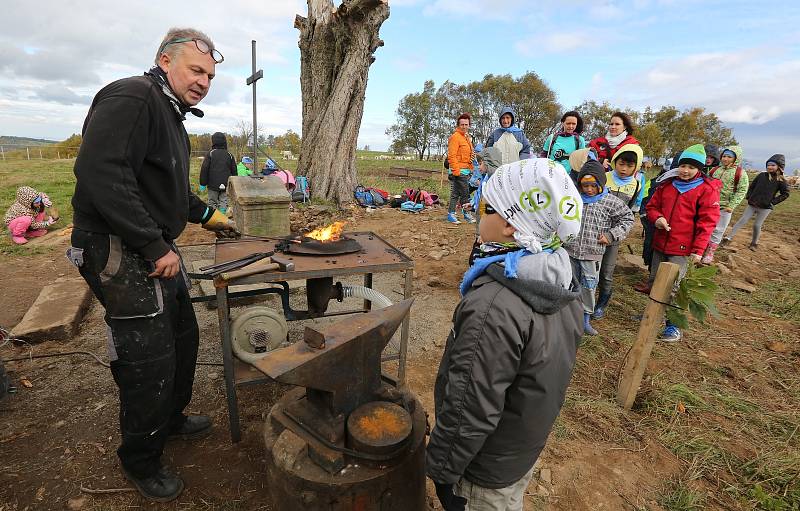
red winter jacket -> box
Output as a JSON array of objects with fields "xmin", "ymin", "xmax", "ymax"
[
  {"xmin": 589, "ymin": 135, "xmax": 639, "ymax": 164},
  {"xmin": 646, "ymin": 176, "xmax": 720, "ymax": 256}
]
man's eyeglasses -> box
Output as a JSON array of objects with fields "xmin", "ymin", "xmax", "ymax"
[{"xmin": 160, "ymin": 38, "xmax": 224, "ymax": 63}]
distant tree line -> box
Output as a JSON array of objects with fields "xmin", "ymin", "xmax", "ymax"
[{"xmin": 386, "ymin": 73, "xmax": 736, "ymax": 162}]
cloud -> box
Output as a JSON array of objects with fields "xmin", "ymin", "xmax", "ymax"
[
  {"xmin": 421, "ymin": 0, "xmax": 528, "ymax": 21},
  {"xmin": 601, "ymin": 45, "xmax": 800, "ymax": 125},
  {"xmin": 0, "ymin": 0, "xmax": 306, "ymax": 140},
  {"xmin": 515, "ymin": 32, "xmax": 592, "ymax": 55}
]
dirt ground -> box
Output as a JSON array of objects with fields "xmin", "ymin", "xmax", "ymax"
[{"xmin": 1, "ymin": 203, "xmax": 798, "ymax": 511}]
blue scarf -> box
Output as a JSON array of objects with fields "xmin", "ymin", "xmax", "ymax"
[
  {"xmin": 672, "ymin": 176, "xmax": 704, "ymax": 194},
  {"xmin": 460, "ymin": 249, "xmax": 530, "ymax": 296},
  {"xmin": 610, "ymin": 170, "xmax": 634, "ymax": 187},
  {"xmin": 580, "ymin": 187, "xmax": 608, "ymax": 204},
  {"xmin": 499, "ymin": 126, "xmax": 523, "ymax": 134}
]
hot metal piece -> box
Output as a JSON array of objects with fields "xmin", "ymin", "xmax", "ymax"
[{"xmin": 347, "ymin": 401, "xmax": 412, "ymax": 457}]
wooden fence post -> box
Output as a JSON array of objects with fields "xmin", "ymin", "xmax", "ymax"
[{"xmin": 616, "ymin": 261, "xmax": 681, "ymax": 410}]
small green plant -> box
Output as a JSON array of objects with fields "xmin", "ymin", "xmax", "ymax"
[
  {"xmin": 666, "ymin": 263, "xmax": 719, "ymax": 329},
  {"xmin": 658, "ymin": 479, "xmax": 707, "ymax": 510}
]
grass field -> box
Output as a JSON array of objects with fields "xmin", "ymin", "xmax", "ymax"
[{"xmin": 0, "ymin": 154, "xmax": 453, "ymax": 255}]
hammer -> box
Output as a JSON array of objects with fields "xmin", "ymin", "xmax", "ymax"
[{"xmin": 220, "ymin": 254, "xmax": 295, "ymax": 281}]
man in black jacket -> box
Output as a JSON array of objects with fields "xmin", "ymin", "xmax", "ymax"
[
  {"xmin": 69, "ymin": 27, "xmax": 235, "ymax": 502},
  {"xmin": 199, "ymin": 132, "xmax": 236, "ymax": 213}
]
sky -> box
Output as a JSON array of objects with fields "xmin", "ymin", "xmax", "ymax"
[{"xmin": 1, "ymin": 0, "xmax": 799, "ymax": 170}]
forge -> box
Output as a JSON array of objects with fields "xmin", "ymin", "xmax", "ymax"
[{"xmin": 255, "ymin": 299, "xmax": 426, "ymax": 510}]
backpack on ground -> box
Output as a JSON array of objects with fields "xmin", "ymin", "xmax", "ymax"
[{"xmin": 293, "ymin": 175, "xmax": 310, "ymax": 202}]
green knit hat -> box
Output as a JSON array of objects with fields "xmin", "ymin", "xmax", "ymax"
[{"xmin": 678, "ymin": 144, "xmax": 706, "ymax": 170}]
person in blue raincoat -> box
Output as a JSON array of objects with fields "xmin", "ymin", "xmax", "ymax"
[{"xmin": 485, "ymin": 107, "xmax": 530, "ymax": 165}]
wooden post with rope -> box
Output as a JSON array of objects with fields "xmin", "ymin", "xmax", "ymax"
[{"xmin": 616, "ymin": 261, "xmax": 681, "ymax": 410}]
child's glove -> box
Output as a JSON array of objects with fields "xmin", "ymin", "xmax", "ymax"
[{"xmin": 199, "ymin": 185, "xmax": 207, "ymax": 192}]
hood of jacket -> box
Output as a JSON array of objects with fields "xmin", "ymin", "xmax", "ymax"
[
  {"xmin": 705, "ymin": 144, "xmax": 721, "ymax": 166},
  {"xmin": 15, "ymin": 186, "xmax": 41, "ymax": 208},
  {"xmin": 578, "ymin": 160, "xmax": 607, "ymax": 191},
  {"xmin": 211, "ymin": 132, "xmax": 227, "ymax": 150},
  {"xmin": 720, "ymin": 145, "xmax": 743, "ymax": 167},
  {"xmin": 767, "ymin": 153, "xmax": 785, "ymax": 170},
  {"xmin": 498, "ymin": 106, "xmax": 516, "ymax": 125},
  {"xmin": 610, "ymin": 142, "xmax": 643, "ymax": 171},
  {"xmin": 484, "ymin": 260, "xmax": 579, "ymax": 315}
]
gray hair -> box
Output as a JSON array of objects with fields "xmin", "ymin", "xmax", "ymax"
[{"xmin": 154, "ymin": 27, "xmax": 214, "ymax": 65}]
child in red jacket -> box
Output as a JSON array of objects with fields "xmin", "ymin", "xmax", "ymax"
[{"xmin": 645, "ymin": 144, "xmax": 720, "ymax": 342}]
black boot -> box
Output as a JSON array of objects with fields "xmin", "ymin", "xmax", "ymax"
[
  {"xmin": 124, "ymin": 466, "xmax": 184, "ymax": 502},
  {"xmin": 592, "ymin": 291, "xmax": 612, "ymax": 319},
  {"xmin": 168, "ymin": 415, "xmax": 212, "ymax": 441}
]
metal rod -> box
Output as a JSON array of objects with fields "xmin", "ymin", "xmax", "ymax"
[
  {"xmin": 399, "ymin": 269, "xmax": 413, "ymax": 385},
  {"xmin": 251, "ymin": 39, "xmax": 258, "ymax": 173},
  {"xmin": 216, "ymin": 284, "xmax": 241, "ymax": 442}
]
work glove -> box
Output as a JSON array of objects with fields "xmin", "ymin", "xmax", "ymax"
[
  {"xmin": 219, "ymin": 183, "xmax": 226, "ymax": 191},
  {"xmin": 433, "ymin": 482, "xmax": 467, "ymax": 511},
  {"xmin": 199, "ymin": 185, "xmax": 207, "ymax": 192},
  {"xmin": 202, "ymin": 209, "xmax": 239, "ymax": 237}
]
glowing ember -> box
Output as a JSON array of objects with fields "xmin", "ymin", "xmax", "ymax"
[{"xmin": 306, "ymin": 221, "xmax": 346, "ymax": 242}]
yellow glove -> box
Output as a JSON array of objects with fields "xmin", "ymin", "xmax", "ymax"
[{"xmin": 202, "ymin": 210, "xmax": 239, "ymax": 235}]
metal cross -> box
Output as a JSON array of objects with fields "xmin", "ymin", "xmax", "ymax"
[{"xmin": 246, "ymin": 40, "xmax": 264, "ymax": 172}]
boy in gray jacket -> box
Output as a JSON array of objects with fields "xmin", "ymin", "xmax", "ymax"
[
  {"xmin": 427, "ymin": 158, "xmax": 584, "ymax": 511},
  {"xmin": 566, "ymin": 160, "xmax": 634, "ymax": 336}
]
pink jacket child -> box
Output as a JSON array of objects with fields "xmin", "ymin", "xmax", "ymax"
[{"xmin": 3, "ymin": 186, "xmax": 58, "ymax": 244}]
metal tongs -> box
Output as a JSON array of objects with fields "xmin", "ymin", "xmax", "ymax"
[{"xmin": 198, "ymin": 251, "xmax": 275, "ymax": 277}]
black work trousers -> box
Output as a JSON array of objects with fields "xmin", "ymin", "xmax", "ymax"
[
  {"xmin": 449, "ymin": 175, "xmax": 470, "ymax": 213},
  {"xmin": 69, "ymin": 229, "xmax": 199, "ymax": 478}
]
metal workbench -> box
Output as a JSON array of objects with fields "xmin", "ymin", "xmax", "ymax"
[{"xmin": 190, "ymin": 232, "xmax": 414, "ymax": 442}]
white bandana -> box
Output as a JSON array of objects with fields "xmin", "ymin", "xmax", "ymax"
[
  {"xmin": 605, "ymin": 130, "xmax": 628, "ymax": 149},
  {"xmin": 482, "ymin": 158, "xmax": 583, "ymax": 253}
]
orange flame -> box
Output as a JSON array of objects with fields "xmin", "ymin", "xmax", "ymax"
[{"xmin": 306, "ymin": 221, "xmax": 346, "ymax": 242}]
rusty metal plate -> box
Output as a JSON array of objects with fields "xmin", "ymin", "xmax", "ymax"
[
  {"xmin": 346, "ymin": 401, "xmax": 411, "ymax": 456},
  {"xmin": 213, "ymin": 232, "xmax": 413, "ymax": 283}
]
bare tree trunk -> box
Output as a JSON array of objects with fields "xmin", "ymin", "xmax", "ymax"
[{"xmin": 295, "ymin": 0, "xmax": 389, "ymax": 205}]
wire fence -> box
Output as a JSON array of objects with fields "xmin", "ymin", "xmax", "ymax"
[{"xmin": 0, "ymin": 144, "xmax": 81, "ymax": 161}]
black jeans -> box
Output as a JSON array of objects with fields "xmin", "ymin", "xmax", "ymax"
[
  {"xmin": 448, "ymin": 175, "xmax": 470, "ymax": 213},
  {"xmin": 641, "ymin": 216, "xmax": 655, "ymax": 269},
  {"xmin": 69, "ymin": 229, "xmax": 199, "ymax": 478}
]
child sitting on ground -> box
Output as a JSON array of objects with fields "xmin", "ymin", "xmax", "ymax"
[
  {"xmin": 645, "ymin": 144, "xmax": 720, "ymax": 342},
  {"xmin": 427, "ymin": 157, "xmax": 583, "ymax": 511},
  {"xmin": 4, "ymin": 186, "xmax": 59, "ymax": 245},
  {"xmin": 593, "ymin": 143, "xmax": 646, "ymax": 319},
  {"xmin": 566, "ymin": 161, "xmax": 634, "ymax": 335}
]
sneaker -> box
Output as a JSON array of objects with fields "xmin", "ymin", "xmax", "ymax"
[
  {"xmin": 660, "ymin": 325, "xmax": 682, "ymax": 342},
  {"xmin": 446, "ymin": 213, "xmax": 461, "ymax": 224},
  {"xmin": 168, "ymin": 415, "xmax": 212, "ymax": 441},
  {"xmin": 11, "ymin": 236, "xmax": 28, "ymax": 245},
  {"xmin": 719, "ymin": 237, "xmax": 731, "ymax": 246},
  {"xmin": 591, "ymin": 304, "xmax": 607, "ymax": 320},
  {"xmin": 463, "ymin": 212, "xmax": 476, "ymax": 224},
  {"xmin": 123, "ymin": 466, "xmax": 184, "ymax": 502},
  {"xmin": 748, "ymin": 243, "xmax": 758, "ymax": 251}
]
